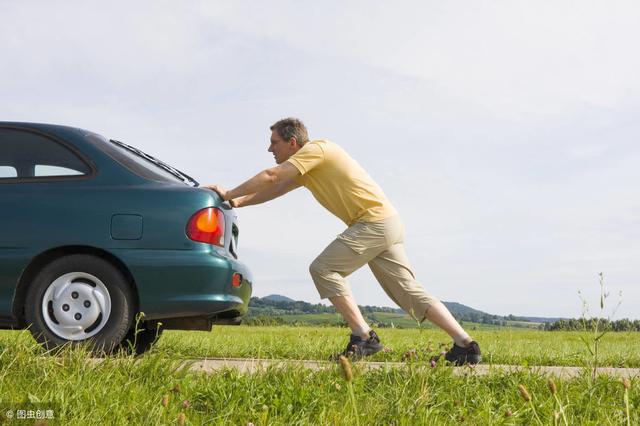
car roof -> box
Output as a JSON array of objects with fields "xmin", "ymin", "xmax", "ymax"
[{"xmin": 0, "ymin": 121, "xmax": 92, "ymax": 138}]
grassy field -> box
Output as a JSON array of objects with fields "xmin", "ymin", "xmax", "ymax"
[
  {"xmin": 0, "ymin": 326, "xmax": 637, "ymax": 425},
  {"xmin": 152, "ymin": 326, "xmax": 638, "ymax": 367}
]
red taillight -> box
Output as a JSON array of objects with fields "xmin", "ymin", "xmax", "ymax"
[
  {"xmin": 232, "ymin": 272, "xmax": 242, "ymax": 287},
  {"xmin": 186, "ymin": 207, "xmax": 225, "ymax": 246}
]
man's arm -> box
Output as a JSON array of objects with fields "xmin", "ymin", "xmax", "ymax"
[
  {"xmin": 234, "ymin": 178, "xmax": 302, "ymax": 207},
  {"xmin": 205, "ymin": 161, "xmax": 300, "ymax": 202}
]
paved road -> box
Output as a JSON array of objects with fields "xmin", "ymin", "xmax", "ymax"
[{"xmin": 186, "ymin": 357, "xmax": 640, "ymax": 379}]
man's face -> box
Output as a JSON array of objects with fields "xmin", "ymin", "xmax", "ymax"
[{"xmin": 268, "ymin": 130, "xmax": 297, "ymax": 164}]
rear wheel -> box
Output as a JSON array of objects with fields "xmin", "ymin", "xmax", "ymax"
[{"xmin": 25, "ymin": 254, "xmax": 134, "ymax": 354}]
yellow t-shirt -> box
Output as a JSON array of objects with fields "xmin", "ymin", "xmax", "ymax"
[{"xmin": 286, "ymin": 139, "xmax": 397, "ymax": 226}]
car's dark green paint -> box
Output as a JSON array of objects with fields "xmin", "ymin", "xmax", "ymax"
[{"xmin": 0, "ymin": 122, "xmax": 252, "ymax": 333}]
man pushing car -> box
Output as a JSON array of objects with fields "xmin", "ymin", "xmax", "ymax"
[{"xmin": 206, "ymin": 117, "xmax": 481, "ymax": 364}]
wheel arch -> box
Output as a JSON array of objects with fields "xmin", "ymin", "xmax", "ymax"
[{"xmin": 13, "ymin": 245, "xmax": 140, "ymax": 327}]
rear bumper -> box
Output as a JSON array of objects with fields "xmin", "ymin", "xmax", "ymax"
[{"xmin": 113, "ymin": 248, "xmax": 252, "ymax": 322}]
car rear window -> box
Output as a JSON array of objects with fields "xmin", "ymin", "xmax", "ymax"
[
  {"xmin": 87, "ymin": 134, "xmax": 188, "ymax": 184},
  {"xmin": 0, "ymin": 128, "xmax": 92, "ymax": 180}
]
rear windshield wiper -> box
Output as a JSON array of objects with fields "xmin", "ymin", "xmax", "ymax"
[{"xmin": 110, "ymin": 139, "xmax": 199, "ymax": 187}]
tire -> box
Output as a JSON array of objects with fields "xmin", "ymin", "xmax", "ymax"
[
  {"xmin": 25, "ymin": 254, "xmax": 134, "ymax": 354},
  {"xmin": 119, "ymin": 321, "xmax": 164, "ymax": 356}
]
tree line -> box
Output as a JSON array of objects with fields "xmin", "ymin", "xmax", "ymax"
[
  {"xmin": 247, "ymin": 297, "xmax": 522, "ymax": 327},
  {"xmin": 543, "ymin": 318, "xmax": 640, "ymax": 332},
  {"xmin": 248, "ymin": 297, "xmax": 400, "ymax": 315},
  {"xmin": 248, "ymin": 297, "xmax": 639, "ymax": 331}
]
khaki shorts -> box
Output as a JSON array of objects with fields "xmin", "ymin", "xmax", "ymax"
[{"xmin": 309, "ymin": 215, "xmax": 437, "ymax": 320}]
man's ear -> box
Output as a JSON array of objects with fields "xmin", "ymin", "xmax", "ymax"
[{"xmin": 289, "ymin": 137, "xmax": 298, "ymax": 148}]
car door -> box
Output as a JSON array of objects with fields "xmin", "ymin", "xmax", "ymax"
[{"xmin": 0, "ymin": 127, "xmax": 94, "ymax": 323}]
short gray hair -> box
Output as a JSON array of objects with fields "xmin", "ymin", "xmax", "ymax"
[{"xmin": 270, "ymin": 117, "xmax": 309, "ymax": 147}]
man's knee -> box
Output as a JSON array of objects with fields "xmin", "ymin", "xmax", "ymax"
[
  {"xmin": 309, "ymin": 258, "xmax": 351, "ymax": 299},
  {"xmin": 309, "ymin": 257, "xmax": 325, "ymax": 279},
  {"xmin": 309, "ymin": 259, "xmax": 330, "ymax": 293}
]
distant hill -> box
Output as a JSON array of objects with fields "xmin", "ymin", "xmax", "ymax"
[
  {"xmin": 263, "ymin": 294, "xmax": 295, "ymax": 302},
  {"xmin": 439, "ymin": 302, "xmax": 564, "ymax": 324},
  {"xmin": 440, "ymin": 301, "xmax": 490, "ymax": 319},
  {"xmin": 249, "ymin": 295, "xmax": 636, "ymax": 331},
  {"xmin": 248, "ymin": 295, "xmax": 554, "ymax": 328}
]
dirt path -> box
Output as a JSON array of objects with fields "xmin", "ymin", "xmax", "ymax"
[{"xmin": 185, "ymin": 357, "xmax": 640, "ymax": 379}]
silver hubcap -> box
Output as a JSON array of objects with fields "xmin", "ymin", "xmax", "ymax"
[{"xmin": 41, "ymin": 272, "xmax": 111, "ymax": 340}]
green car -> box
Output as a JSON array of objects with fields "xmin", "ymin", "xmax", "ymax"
[{"xmin": 0, "ymin": 122, "xmax": 252, "ymax": 354}]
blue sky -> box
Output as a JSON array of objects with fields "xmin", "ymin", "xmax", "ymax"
[{"xmin": 2, "ymin": 1, "xmax": 639, "ymax": 319}]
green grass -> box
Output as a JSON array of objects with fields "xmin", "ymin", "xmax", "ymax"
[
  {"xmin": 146, "ymin": 326, "xmax": 640, "ymax": 368},
  {"xmin": 0, "ymin": 327, "xmax": 638, "ymax": 425},
  {"xmin": 2, "ymin": 326, "xmax": 639, "ymax": 367}
]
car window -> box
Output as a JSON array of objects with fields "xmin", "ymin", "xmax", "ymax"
[
  {"xmin": 35, "ymin": 165, "xmax": 84, "ymax": 177},
  {"xmin": 0, "ymin": 166, "xmax": 17, "ymax": 178},
  {"xmin": 0, "ymin": 128, "xmax": 91, "ymax": 180},
  {"xmin": 86, "ymin": 133, "xmax": 189, "ymax": 185}
]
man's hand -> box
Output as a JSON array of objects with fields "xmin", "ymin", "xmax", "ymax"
[
  {"xmin": 204, "ymin": 184, "xmax": 229, "ymax": 201},
  {"xmin": 203, "ymin": 163, "xmax": 300, "ymax": 208}
]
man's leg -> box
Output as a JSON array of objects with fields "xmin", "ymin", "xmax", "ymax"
[
  {"xmin": 329, "ymin": 294, "xmax": 370, "ymax": 339},
  {"xmin": 368, "ymin": 242, "xmax": 473, "ymax": 347},
  {"xmin": 309, "ymin": 239, "xmax": 375, "ymax": 338},
  {"xmin": 423, "ymin": 301, "xmax": 472, "ymax": 346},
  {"xmin": 309, "ymin": 224, "xmax": 387, "ymax": 339}
]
